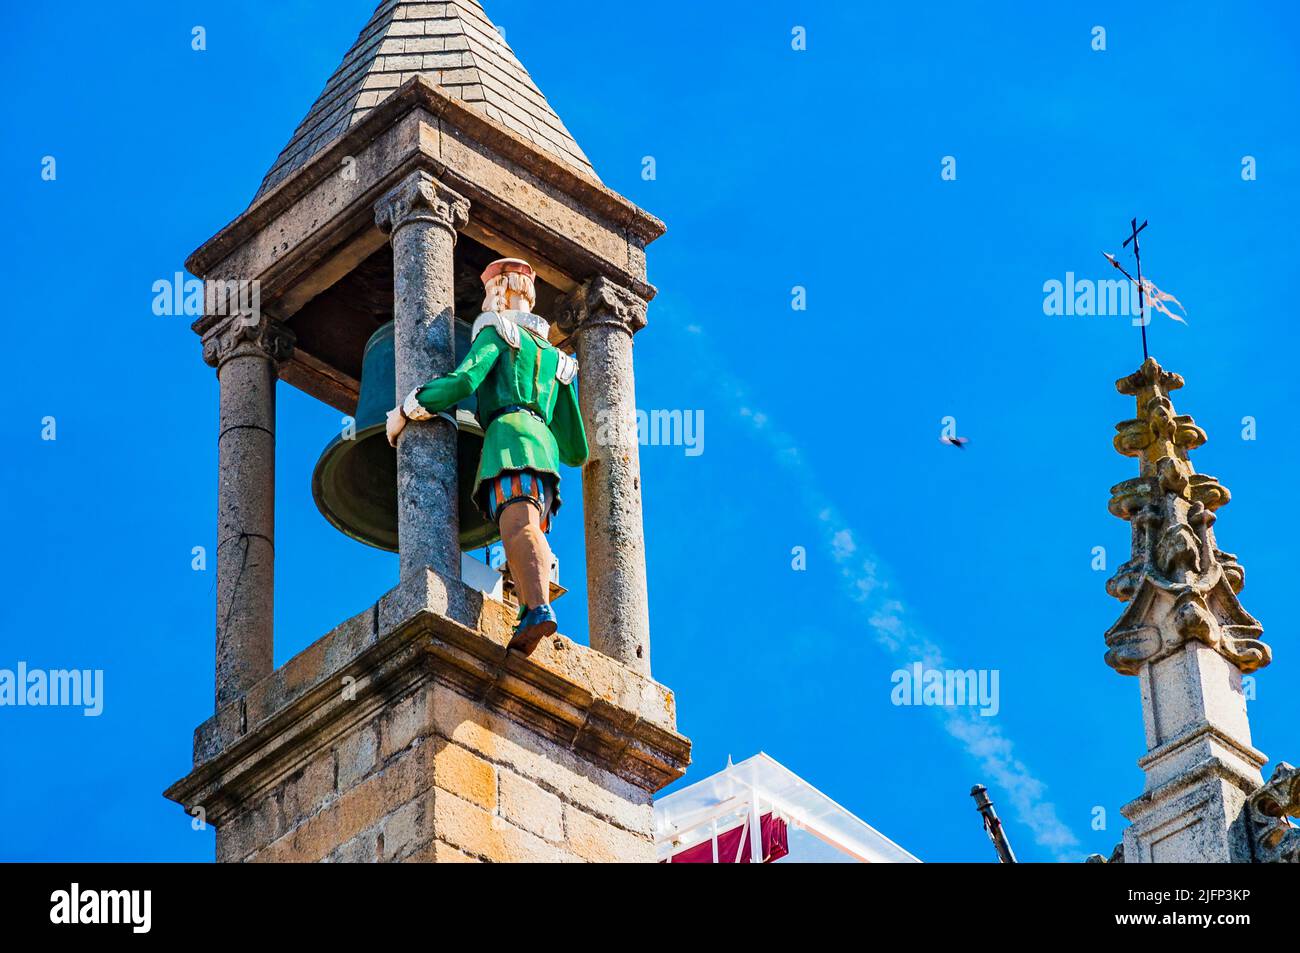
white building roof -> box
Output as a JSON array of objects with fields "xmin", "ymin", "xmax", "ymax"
[{"xmin": 654, "ymin": 752, "xmax": 920, "ymax": 864}]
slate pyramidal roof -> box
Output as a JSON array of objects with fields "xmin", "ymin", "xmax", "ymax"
[{"xmin": 256, "ymin": 0, "xmax": 598, "ymax": 202}]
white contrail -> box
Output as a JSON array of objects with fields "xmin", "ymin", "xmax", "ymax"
[{"xmin": 680, "ymin": 320, "xmax": 1082, "ymax": 860}]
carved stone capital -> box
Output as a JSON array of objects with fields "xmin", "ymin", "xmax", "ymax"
[
  {"xmin": 556, "ymin": 276, "xmax": 648, "ymax": 338},
  {"xmin": 374, "ymin": 171, "xmax": 469, "ymax": 237},
  {"xmin": 202, "ymin": 315, "xmax": 295, "ymax": 370}
]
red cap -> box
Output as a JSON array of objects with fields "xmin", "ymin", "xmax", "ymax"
[{"xmin": 480, "ymin": 258, "xmax": 536, "ymax": 285}]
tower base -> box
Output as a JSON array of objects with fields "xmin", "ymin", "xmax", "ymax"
[{"xmin": 165, "ymin": 569, "xmax": 690, "ymax": 862}]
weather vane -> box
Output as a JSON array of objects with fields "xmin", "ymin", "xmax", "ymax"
[{"xmin": 1103, "ymin": 218, "xmax": 1187, "ymax": 362}]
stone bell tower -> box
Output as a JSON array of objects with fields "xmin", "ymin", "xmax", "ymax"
[
  {"xmin": 1104, "ymin": 357, "xmax": 1271, "ymax": 862},
  {"xmin": 165, "ymin": 0, "xmax": 690, "ymax": 862}
]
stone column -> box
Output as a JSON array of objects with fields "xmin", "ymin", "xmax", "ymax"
[
  {"xmin": 558, "ymin": 278, "xmax": 651, "ymax": 676},
  {"xmin": 202, "ymin": 314, "xmax": 294, "ymax": 709},
  {"xmin": 1120, "ymin": 642, "xmax": 1266, "ymax": 862},
  {"xmin": 374, "ymin": 172, "xmax": 469, "ymax": 582}
]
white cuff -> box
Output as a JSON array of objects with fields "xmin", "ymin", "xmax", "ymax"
[
  {"xmin": 555, "ymin": 352, "xmax": 578, "ymax": 384},
  {"xmin": 402, "ymin": 388, "xmax": 434, "ymax": 421}
]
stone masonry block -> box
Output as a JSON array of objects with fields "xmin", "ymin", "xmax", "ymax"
[
  {"xmin": 433, "ymin": 789, "xmax": 577, "ymax": 863},
  {"xmin": 432, "ymin": 840, "xmax": 479, "ymax": 863},
  {"xmin": 428, "ymin": 681, "xmax": 653, "ymax": 835},
  {"xmin": 498, "ymin": 770, "xmax": 564, "ymax": 842},
  {"xmin": 253, "ymin": 742, "xmax": 433, "ymax": 862},
  {"xmin": 216, "ymin": 796, "xmax": 281, "ymax": 864},
  {"xmin": 327, "ymin": 828, "xmax": 380, "ymax": 863},
  {"xmin": 336, "ymin": 723, "xmax": 379, "ymax": 790},
  {"xmin": 400, "ymin": 839, "xmax": 479, "ymax": 863},
  {"xmin": 562, "ymin": 804, "xmax": 654, "ymax": 863},
  {"xmin": 281, "ymin": 747, "xmax": 337, "ymax": 829},
  {"xmin": 433, "ymin": 740, "xmax": 496, "ymax": 812},
  {"xmin": 379, "ymin": 795, "xmax": 433, "ymax": 862},
  {"xmin": 380, "ymin": 686, "xmax": 433, "ymax": 760}
]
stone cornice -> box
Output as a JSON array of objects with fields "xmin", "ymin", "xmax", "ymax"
[
  {"xmin": 556, "ymin": 276, "xmax": 648, "ymax": 338},
  {"xmin": 374, "ymin": 171, "xmax": 469, "ymax": 237},
  {"xmin": 1121, "ymin": 755, "xmax": 1263, "ymax": 823},
  {"xmin": 1136, "ymin": 721, "xmax": 1268, "ymax": 779},
  {"xmin": 201, "ymin": 314, "xmax": 295, "ymax": 370},
  {"xmin": 164, "ymin": 571, "xmax": 689, "ymax": 825},
  {"xmin": 185, "ymin": 77, "xmax": 665, "ymax": 279}
]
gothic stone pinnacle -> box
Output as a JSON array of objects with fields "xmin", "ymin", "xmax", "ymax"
[{"xmin": 1104, "ymin": 358, "xmax": 1269, "ymax": 676}]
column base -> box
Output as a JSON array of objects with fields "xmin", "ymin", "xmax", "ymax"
[{"xmin": 1121, "ymin": 756, "xmax": 1262, "ymax": 863}]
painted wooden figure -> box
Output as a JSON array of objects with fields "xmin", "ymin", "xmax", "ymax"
[{"xmin": 386, "ymin": 259, "xmax": 588, "ymax": 653}]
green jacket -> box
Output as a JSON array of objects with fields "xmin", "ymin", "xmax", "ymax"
[{"xmin": 412, "ymin": 311, "xmax": 588, "ymax": 513}]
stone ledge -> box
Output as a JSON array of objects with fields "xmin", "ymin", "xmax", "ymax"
[
  {"xmin": 165, "ymin": 569, "xmax": 688, "ymax": 826},
  {"xmin": 1136, "ymin": 722, "xmax": 1267, "ymax": 792},
  {"xmin": 1122, "ymin": 756, "xmax": 1261, "ymax": 823}
]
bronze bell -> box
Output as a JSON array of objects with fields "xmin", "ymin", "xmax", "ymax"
[{"xmin": 311, "ymin": 321, "xmax": 500, "ymax": 552}]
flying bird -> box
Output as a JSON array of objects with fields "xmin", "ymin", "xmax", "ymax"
[{"xmin": 941, "ymin": 436, "xmax": 969, "ymax": 450}]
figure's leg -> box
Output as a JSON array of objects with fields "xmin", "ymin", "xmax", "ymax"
[
  {"xmin": 499, "ymin": 498, "xmax": 556, "ymax": 654},
  {"xmin": 499, "ymin": 498, "xmax": 550, "ymax": 611}
]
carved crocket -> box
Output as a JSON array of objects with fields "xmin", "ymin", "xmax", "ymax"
[{"xmin": 1249, "ymin": 763, "xmax": 1300, "ymax": 863}]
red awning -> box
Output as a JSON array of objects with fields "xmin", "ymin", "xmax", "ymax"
[{"xmin": 666, "ymin": 812, "xmax": 789, "ymax": 863}]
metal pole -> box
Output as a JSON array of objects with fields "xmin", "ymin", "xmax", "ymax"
[
  {"xmin": 970, "ymin": 784, "xmax": 1018, "ymax": 864},
  {"xmin": 1131, "ymin": 219, "xmax": 1149, "ymax": 361},
  {"xmin": 1122, "ymin": 217, "xmax": 1150, "ymax": 362}
]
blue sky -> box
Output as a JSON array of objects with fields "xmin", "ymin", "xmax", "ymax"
[{"xmin": 3, "ymin": 0, "xmax": 1298, "ymax": 862}]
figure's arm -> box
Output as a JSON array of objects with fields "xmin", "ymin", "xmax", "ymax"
[
  {"xmin": 552, "ymin": 379, "xmax": 589, "ymax": 467},
  {"xmin": 387, "ymin": 328, "xmax": 503, "ymax": 446},
  {"xmin": 409, "ymin": 329, "xmax": 503, "ymax": 414}
]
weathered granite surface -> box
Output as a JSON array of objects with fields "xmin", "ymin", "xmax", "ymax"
[
  {"xmin": 375, "ymin": 171, "xmax": 469, "ymax": 582},
  {"xmin": 202, "ymin": 316, "xmax": 294, "ymax": 708},
  {"xmin": 557, "ymin": 278, "xmax": 652, "ymax": 676}
]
